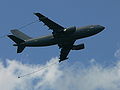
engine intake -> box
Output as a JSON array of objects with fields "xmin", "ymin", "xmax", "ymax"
[
  {"xmin": 64, "ymin": 26, "xmax": 76, "ymax": 34},
  {"xmin": 72, "ymin": 43, "xmax": 85, "ymax": 50}
]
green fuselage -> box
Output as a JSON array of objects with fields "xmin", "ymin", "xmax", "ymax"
[{"xmin": 24, "ymin": 25, "xmax": 104, "ymax": 47}]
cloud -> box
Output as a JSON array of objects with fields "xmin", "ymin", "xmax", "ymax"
[
  {"xmin": 114, "ymin": 49, "xmax": 120, "ymax": 59},
  {"xmin": 0, "ymin": 57, "xmax": 120, "ymax": 90}
]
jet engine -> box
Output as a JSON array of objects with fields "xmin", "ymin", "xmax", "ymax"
[
  {"xmin": 64, "ymin": 26, "xmax": 76, "ymax": 34},
  {"xmin": 72, "ymin": 43, "xmax": 85, "ymax": 50}
]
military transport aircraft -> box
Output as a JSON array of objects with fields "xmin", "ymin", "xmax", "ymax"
[{"xmin": 8, "ymin": 13, "xmax": 105, "ymax": 62}]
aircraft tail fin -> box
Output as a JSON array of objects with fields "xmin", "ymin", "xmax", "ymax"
[
  {"xmin": 11, "ymin": 29, "xmax": 32, "ymax": 40},
  {"xmin": 7, "ymin": 35, "xmax": 25, "ymax": 53}
]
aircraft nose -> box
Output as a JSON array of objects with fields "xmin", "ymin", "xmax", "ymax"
[
  {"xmin": 99, "ymin": 25, "xmax": 105, "ymax": 30},
  {"xmin": 96, "ymin": 25, "xmax": 105, "ymax": 33},
  {"xmin": 100, "ymin": 26, "xmax": 105, "ymax": 30}
]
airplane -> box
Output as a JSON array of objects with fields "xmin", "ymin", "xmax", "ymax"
[{"xmin": 8, "ymin": 13, "xmax": 105, "ymax": 63}]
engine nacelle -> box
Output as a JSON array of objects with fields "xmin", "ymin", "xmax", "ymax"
[
  {"xmin": 64, "ymin": 26, "xmax": 76, "ymax": 34},
  {"xmin": 72, "ymin": 43, "xmax": 85, "ymax": 50}
]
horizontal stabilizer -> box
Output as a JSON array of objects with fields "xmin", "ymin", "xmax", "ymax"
[
  {"xmin": 11, "ymin": 29, "xmax": 32, "ymax": 40},
  {"xmin": 8, "ymin": 35, "xmax": 24, "ymax": 44},
  {"xmin": 8, "ymin": 35, "xmax": 26, "ymax": 53}
]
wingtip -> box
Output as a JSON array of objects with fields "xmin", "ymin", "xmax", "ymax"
[
  {"xmin": 59, "ymin": 57, "xmax": 68, "ymax": 63},
  {"xmin": 33, "ymin": 12, "xmax": 44, "ymax": 18},
  {"xmin": 7, "ymin": 35, "xmax": 12, "ymax": 38},
  {"xmin": 34, "ymin": 12, "xmax": 40, "ymax": 16},
  {"xmin": 7, "ymin": 35, "xmax": 10, "ymax": 37},
  {"xmin": 33, "ymin": 12, "xmax": 37, "ymax": 15}
]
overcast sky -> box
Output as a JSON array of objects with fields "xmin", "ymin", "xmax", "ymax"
[{"xmin": 0, "ymin": 0, "xmax": 120, "ymax": 90}]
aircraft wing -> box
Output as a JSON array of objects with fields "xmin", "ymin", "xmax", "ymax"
[
  {"xmin": 34, "ymin": 13, "xmax": 65, "ymax": 33},
  {"xmin": 59, "ymin": 40, "xmax": 75, "ymax": 62},
  {"xmin": 59, "ymin": 47, "xmax": 71, "ymax": 62}
]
